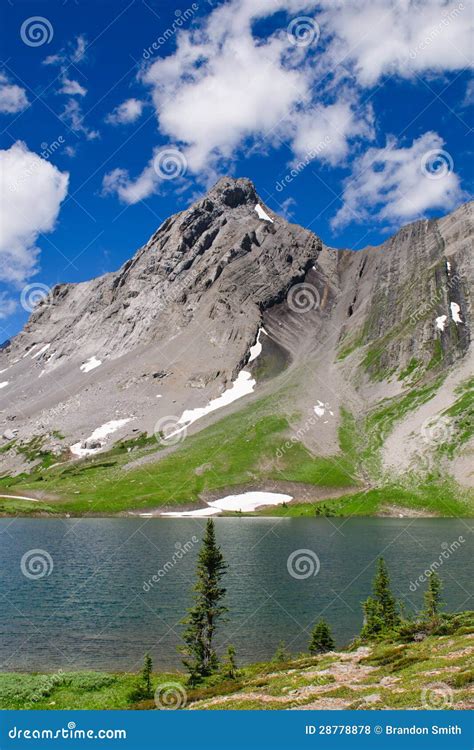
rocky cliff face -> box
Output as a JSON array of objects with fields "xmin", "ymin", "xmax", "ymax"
[{"xmin": 0, "ymin": 179, "xmax": 472, "ymax": 488}]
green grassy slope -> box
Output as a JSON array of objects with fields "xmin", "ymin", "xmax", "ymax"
[{"xmin": 0, "ymin": 374, "xmax": 472, "ymax": 516}]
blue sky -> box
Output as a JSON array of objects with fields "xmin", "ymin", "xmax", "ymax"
[{"xmin": 0, "ymin": 0, "xmax": 472, "ymax": 339}]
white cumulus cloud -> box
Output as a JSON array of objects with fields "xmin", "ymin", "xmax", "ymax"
[
  {"xmin": 0, "ymin": 141, "xmax": 69, "ymax": 284},
  {"xmin": 332, "ymin": 132, "xmax": 465, "ymax": 229},
  {"xmin": 103, "ymin": 0, "xmax": 472, "ymax": 208},
  {"xmin": 0, "ymin": 72, "xmax": 29, "ymax": 114},
  {"xmin": 0, "ymin": 292, "xmax": 17, "ymax": 320},
  {"xmin": 105, "ymin": 98, "xmax": 144, "ymax": 125},
  {"xmin": 60, "ymin": 99, "xmax": 99, "ymax": 140},
  {"xmin": 319, "ymin": 0, "xmax": 473, "ymax": 87},
  {"xmin": 59, "ymin": 74, "xmax": 87, "ymax": 97}
]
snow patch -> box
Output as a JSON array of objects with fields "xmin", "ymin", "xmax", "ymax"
[
  {"xmin": 161, "ymin": 507, "xmax": 223, "ymax": 518},
  {"xmin": 80, "ymin": 356, "xmax": 102, "ymax": 373},
  {"xmin": 314, "ymin": 400, "xmax": 333, "ymax": 418},
  {"xmin": 254, "ymin": 204, "xmax": 273, "ymax": 223},
  {"xmin": 0, "ymin": 494, "xmax": 38, "ymax": 502},
  {"xmin": 0, "ymin": 381, "xmax": 9, "ymax": 389},
  {"xmin": 70, "ymin": 418, "xmax": 132, "ymax": 457},
  {"xmin": 31, "ymin": 343, "xmax": 51, "ymax": 359},
  {"xmin": 248, "ymin": 327, "xmax": 267, "ymax": 363},
  {"xmin": 166, "ymin": 370, "xmax": 256, "ymax": 440},
  {"xmin": 161, "ymin": 491, "xmax": 292, "ymax": 517},
  {"xmin": 450, "ymin": 302, "xmax": 463, "ymax": 324},
  {"xmin": 446, "ymin": 261, "xmax": 451, "ymax": 273},
  {"xmin": 435, "ymin": 315, "xmax": 447, "ymax": 331},
  {"xmin": 209, "ymin": 491, "xmax": 291, "ymax": 512}
]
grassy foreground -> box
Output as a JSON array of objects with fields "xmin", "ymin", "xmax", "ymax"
[{"xmin": 1, "ymin": 613, "xmax": 472, "ymax": 710}]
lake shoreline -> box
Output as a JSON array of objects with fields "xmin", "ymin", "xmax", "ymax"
[
  {"xmin": 0, "ymin": 481, "xmax": 464, "ymax": 517},
  {"xmin": 1, "ymin": 616, "xmax": 472, "ymax": 710}
]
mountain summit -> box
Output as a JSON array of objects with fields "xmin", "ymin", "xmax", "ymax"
[{"xmin": 0, "ymin": 179, "xmax": 472, "ymax": 500}]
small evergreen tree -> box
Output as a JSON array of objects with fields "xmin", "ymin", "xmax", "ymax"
[
  {"xmin": 128, "ymin": 653, "xmax": 153, "ymax": 702},
  {"xmin": 423, "ymin": 571, "xmax": 443, "ymax": 622},
  {"xmin": 272, "ymin": 640, "xmax": 290, "ymax": 663},
  {"xmin": 141, "ymin": 653, "xmax": 153, "ymax": 698},
  {"xmin": 373, "ymin": 557, "xmax": 399, "ymax": 629},
  {"xmin": 180, "ymin": 519, "xmax": 228, "ymax": 684},
  {"xmin": 309, "ymin": 619, "xmax": 335, "ymax": 654},
  {"xmin": 222, "ymin": 644, "xmax": 238, "ymax": 680},
  {"xmin": 361, "ymin": 596, "xmax": 385, "ymax": 638},
  {"xmin": 361, "ymin": 557, "xmax": 399, "ymax": 638}
]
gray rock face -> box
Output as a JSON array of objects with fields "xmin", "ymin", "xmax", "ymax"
[{"xmin": 0, "ymin": 177, "xmax": 472, "ymax": 483}]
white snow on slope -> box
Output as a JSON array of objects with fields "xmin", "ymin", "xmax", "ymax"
[
  {"xmin": 209, "ymin": 491, "xmax": 291, "ymax": 512},
  {"xmin": 254, "ymin": 204, "xmax": 273, "ymax": 223},
  {"xmin": 0, "ymin": 382, "xmax": 9, "ymax": 389},
  {"xmin": 248, "ymin": 327, "xmax": 267, "ymax": 363},
  {"xmin": 314, "ymin": 400, "xmax": 334, "ymax": 418},
  {"xmin": 450, "ymin": 302, "xmax": 463, "ymax": 323},
  {"xmin": 166, "ymin": 370, "xmax": 256, "ymax": 440},
  {"xmin": 31, "ymin": 343, "xmax": 51, "ymax": 358},
  {"xmin": 80, "ymin": 356, "xmax": 102, "ymax": 373},
  {"xmin": 0, "ymin": 494, "xmax": 38, "ymax": 502},
  {"xmin": 161, "ymin": 507, "xmax": 223, "ymax": 518},
  {"xmin": 70, "ymin": 418, "xmax": 132, "ymax": 457},
  {"xmin": 161, "ymin": 491, "xmax": 292, "ymax": 517},
  {"xmin": 435, "ymin": 315, "xmax": 447, "ymax": 331}
]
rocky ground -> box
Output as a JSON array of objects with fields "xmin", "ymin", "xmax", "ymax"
[{"xmin": 1, "ymin": 616, "xmax": 472, "ymax": 710}]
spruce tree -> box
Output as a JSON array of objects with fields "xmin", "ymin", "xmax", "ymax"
[
  {"xmin": 128, "ymin": 653, "xmax": 153, "ymax": 702},
  {"xmin": 361, "ymin": 557, "xmax": 399, "ymax": 638},
  {"xmin": 423, "ymin": 571, "xmax": 443, "ymax": 622},
  {"xmin": 272, "ymin": 641, "xmax": 290, "ymax": 663},
  {"xmin": 373, "ymin": 557, "xmax": 399, "ymax": 629},
  {"xmin": 309, "ymin": 619, "xmax": 335, "ymax": 654},
  {"xmin": 222, "ymin": 644, "xmax": 238, "ymax": 680},
  {"xmin": 180, "ymin": 519, "xmax": 228, "ymax": 684},
  {"xmin": 141, "ymin": 653, "xmax": 153, "ymax": 698}
]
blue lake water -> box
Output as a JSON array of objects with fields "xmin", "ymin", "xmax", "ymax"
[{"xmin": 0, "ymin": 517, "xmax": 472, "ymax": 671}]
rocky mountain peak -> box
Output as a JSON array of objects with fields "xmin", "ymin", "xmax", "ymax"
[
  {"xmin": 0, "ymin": 188, "xmax": 471, "ymax": 488},
  {"xmin": 205, "ymin": 176, "xmax": 259, "ymax": 208}
]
